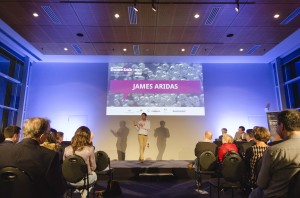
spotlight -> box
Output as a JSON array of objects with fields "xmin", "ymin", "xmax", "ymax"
[
  {"xmin": 235, "ymin": 0, "xmax": 239, "ymax": 12},
  {"xmin": 133, "ymin": 0, "xmax": 138, "ymax": 12},
  {"xmin": 152, "ymin": 0, "xmax": 157, "ymax": 12}
]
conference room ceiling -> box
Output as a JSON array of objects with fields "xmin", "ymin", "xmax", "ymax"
[{"xmin": 0, "ymin": 0, "xmax": 299, "ymax": 57}]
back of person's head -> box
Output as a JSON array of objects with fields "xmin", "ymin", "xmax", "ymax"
[
  {"xmin": 253, "ymin": 126, "xmax": 270, "ymax": 142},
  {"xmin": 221, "ymin": 128, "xmax": 227, "ymax": 133},
  {"xmin": 204, "ymin": 131, "xmax": 213, "ymax": 140},
  {"xmin": 222, "ymin": 134, "xmax": 234, "ymax": 144},
  {"xmin": 4, "ymin": 125, "xmax": 21, "ymax": 138},
  {"xmin": 71, "ymin": 126, "xmax": 93, "ymax": 153},
  {"xmin": 239, "ymin": 126, "xmax": 245, "ymax": 131},
  {"xmin": 57, "ymin": 132, "xmax": 64, "ymax": 142},
  {"xmin": 277, "ymin": 110, "xmax": 300, "ymax": 132},
  {"xmin": 22, "ymin": 118, "xmax": 50, "ymax": 138},
  {"xmin": 246, "ymin": 129, "xmax": 254, "ymax": 138}
]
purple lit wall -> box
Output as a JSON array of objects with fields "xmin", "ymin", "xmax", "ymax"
[{"xmin": 24, "ymin": 62, "xmax": 277, "ymax": 160}]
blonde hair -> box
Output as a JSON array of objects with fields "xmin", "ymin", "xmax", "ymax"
[
  {"xmin": 222, "ymin": 134, "xmax": 234, "ymax": 144},
  {"xmin": 204, "ymin": 131, "xmax": 213, "ymax": 140},
  {"xmin": 22, "ymin": 118, "xmax": 50, "ymax": 138}
]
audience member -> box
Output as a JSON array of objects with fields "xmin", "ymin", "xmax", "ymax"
[
  {"xmin": 234, "ymin": 126, "xmax": 246, "ymax": 141},
  {"xmin": 218, "ymin": 128, "xmax": 227, "ymax": 140},
  {"xmin": 41, "ymin": 128, "xmax": 59, "ymax": 151},
  {"xmin": 64, "ymin": 126, "xmax": 97, "ymax": 198},
  {"xmin": 187, "ymin": 131, "xmax": 217, "ymax": 169},
  {"xmin": 218, "ymin": 134, "xmax": 238, "ymax": 162},
  {"xmin": 245, "ymin": 126, "xmax": 270, "ymax": 188},
  {"xmin": 239, "ymin": 128, "xmax": 256, "ymax": 158},
  {"xmin": 250, "ymin": 110, "xmax": 300, "ymax": 198},
  {"xmin": 0, "ymin": 132, "xmax": 5, "ymax": 143},
  {"xmin": 2, "ymin": 125, "xmax": 21, "ymax": 144},
  {"xmin": 0, "ymin": 117, "xmax": 66, "ymax": 198},
  {"xmin": 57, "ymin": 131, "xmax": 64, "ymax": 144},
  {"xmin": 267, "ymin": 132, "xmax": 283, "ymax": 146}
]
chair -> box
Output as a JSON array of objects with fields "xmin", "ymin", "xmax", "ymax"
[
  {"xmin": 288, "ymin": 170, "xmax": 300, "ymax": 198},
  {"xmin": 195, "ymin": 150, "xmax": 217, "ymax": 191},
  {"xmin": 0, "ymin": 166, "xmax": 33, "ymax": 198},
  {"xmin": 209, "ymin": 151, "xmax": 245, "ymax": 198},
  {"xmin": 95, "ymin": 151, "xmax": 114, "ymax": 181},
  {"xmin": 62, "ymin": 155, "xmax": 96, "ymax": 198}
]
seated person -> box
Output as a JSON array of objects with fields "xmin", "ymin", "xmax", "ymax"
[
  {"xmin": 0, "ymin": 117, "xmax": 66, "ymax": 198},
  {"xmin": 187, "ymin": 131, "xmax": 217, "ymax": 169},
  {"xmin": 234, "ymin": 126, "xmax": 246, "ymax": 141},
  {"xmin": 64, "ymin": 126, "xmax": 97, "ymax": 198},
  {"xmin": 218, "ymin": 134, "xmax": 238, "ymax": 163},
  {"xmin": 250, "ymin": 110, "xmax": 300, "ymax": 198},
  {"xmin": 2, "ymin": 125, "xmax": 21, "ymax": 144},
  {"xmin": 218, "ymin": 128, "xmax": 227, "ymax": 140},
  {"xmin": 239, "ymin": 128, "xmax": 256, "ymax": 158},
  {"xmin": 245, "ymin": 127, "xmax": 270, "ymax": 188}
]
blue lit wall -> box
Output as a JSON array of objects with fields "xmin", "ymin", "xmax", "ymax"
[{"xmin": 24, "ymin": 62, "xmax": 277, "ymax": 160}]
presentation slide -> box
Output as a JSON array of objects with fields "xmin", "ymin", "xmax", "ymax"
[{"xmin": 106, "ymin": 62, "xmax": 204, "ymax": 116}]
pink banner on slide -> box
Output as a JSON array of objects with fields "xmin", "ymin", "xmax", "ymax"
[{"xmin": 110, "ymin": 80, "xmax": 202, "ymax": 95}]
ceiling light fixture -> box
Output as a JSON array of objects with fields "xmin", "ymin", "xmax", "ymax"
[
  {"xmin": 274, "ymin": 14, "xmax": 280, "ymax": 19},
  {"xmin": 33, "ymin": 13, "xmax": 39, "ymax": 17},
  {"xmin": 194, "ymin": 14, "xmax": 200, "ymax": 19},
  {"xmin": 152, "ymin": 0, "xmax": 157, "ymax": 12},
  {"xmin": 114, "ymin": 13, "xmax": 120, "ymax": 18},
  {"xmin": 235, "ymin": 0, "xmax": 239, "ymax": 12},
  {"xmin": 133, "ymin": 0, "xmax": 138, "ymax": 12}
]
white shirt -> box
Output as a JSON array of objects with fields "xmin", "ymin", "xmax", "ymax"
[{"xmin": 135, "ymin": 120, "xmax": 151, "ymax": 135}]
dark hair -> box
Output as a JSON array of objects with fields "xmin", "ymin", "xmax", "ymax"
[
  {"xmin": 222, "ymin": 128, "xmax": 227, "ymax": 132},
  {"xmin": 253, "ymin": 127, "xmax": 270, "ymax": 142},
  {"xmin": 246, "ymin": 129, "xmax": 254, "ymax": 138},
  {"xmin": 239, "ymin": 126, "xmax": 245, "ymax": 131},
  {"xmin": 4, "ymin": 125, "xmax": 21, "ymax": 138},
  {"xmin": 142, "ymin": 112, "xmax": 147, "ymax": 117},
  {"xmin": 277, "ymin": 110, "xmax": 300, "ymax": 132}
]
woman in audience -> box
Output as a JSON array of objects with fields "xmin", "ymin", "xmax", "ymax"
[
  {"xmin": 218, "ymin": 134, "xmax": 238, "ymax": 162},
  {"xmin": 64, "ymin": 126, "xmax": 97, "ymax": 198},
  {"xmin": 41, "ymin": 129, "xmax": 59, "ymax": 151},
  {"xmin": 245, "ymin": 126, "xmax": 270, "ymax": 188}
]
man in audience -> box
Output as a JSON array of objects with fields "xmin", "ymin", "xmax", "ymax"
[
  {"xmin": 1, "ymin": 125, "xmax": 21, "ymax": 144},
  {"xmin": 234, "ymin": 126, "xmax": 246, "ymax": 141},
  {"xmin": 0, "ymin": 117, "xmax": 66, "ymax": 198},
  {"xmin": 239, "ymin": 128, "xmax": 256, "ymax": 158},
  {"xmin": 249, "ymin": 110, "xmax": 300, "ymax": 198},
  {"xmin": 187, "ymin": 130, "xmax": 217, "ymax": 192}
]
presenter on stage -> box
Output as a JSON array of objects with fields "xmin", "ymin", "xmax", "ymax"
[{"xmin": 133, "ymin": 112, "xmax": 151, "ymax": 163}]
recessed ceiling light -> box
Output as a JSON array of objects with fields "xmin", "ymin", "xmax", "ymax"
[
  {"xmin": 33, "ymin": 13, "xmax": 39, "ymax": 17},
  {"xmin": 239, "ymin": 48, "xmax": 244, "ymax": 52},
  {"xmin": 274, "ymin": 14, "xmax": 280, "ymax": 19},
  {"xmin": 123, "ymin": 48, "xmax": 127, "ymax": 52},
  {"xmin": 114, "ymin": 13, "xmax": 120, "ymax": 18},
  {"xmin": 64, "ymin": 48, "xmax": 68, "ymax": 51},
  {"xmin": 181, "ymin": 48, "xmax": 185, "ymax": 52},
  {"xmin": 194, "ymin": 14, "xmax": 200, "ymax": 19}
]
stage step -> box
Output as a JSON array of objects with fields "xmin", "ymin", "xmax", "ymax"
[{"xmin": 139, "ymin": 172, "xmax": 174, "ymax": 176}]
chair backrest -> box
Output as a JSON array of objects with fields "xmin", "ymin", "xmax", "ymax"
[
  {"xmin": 62, "ymin": 155, "xmax": 88, "ymax": 183},
  {"xmin": 221, "ymin": 151, "xmax": 244, "ymax": 182},
  {"xmin": 288, "ymin": 170, "xmax": 300, "ymax": 198},
  {"xmin": 95, "ymin": 151, "xmax": 110, "ymax": 172},
  {"xmin": 0, "ymin": 166, "xmax": 33, "ymax": 198},
  {"xmin": 198, "ymin": 150, "xmax": 217, "ymax": 171}
]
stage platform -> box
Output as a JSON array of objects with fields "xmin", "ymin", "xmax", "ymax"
[{"xmin": 105, "ymin": 160, "xmax": 195, "ymax": 180}]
